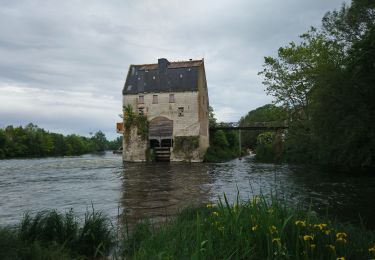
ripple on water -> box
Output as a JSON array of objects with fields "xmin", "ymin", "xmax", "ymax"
[{"xmin": 1, "ymin": 153, "xmax": 375, "ymax": 228}]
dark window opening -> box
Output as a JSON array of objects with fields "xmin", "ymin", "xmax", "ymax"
[
  {"xmin": 169, "ymin": 94, "xmax": 175, "ymax": 103},
  {"xmin": 139, "ymin": 95, "xmax": 144, "ymax": 104},
  {"xmin": 153, "ymin": 95, "xmax": 158, "ymax": 104},
  {"xmin": 161, "ymin": 139, "xmax": 173, "ymax": 147},
  {"xmin": 149, "ymin": 139, "xmax": 160, "ymax": 148},
  {"xmin": 178, "ymin": 107, "xmax": 184, "ymax": 117},
  {"xmin": 138, "ymin": 107, "xmax": 144, "ymax": 115}
]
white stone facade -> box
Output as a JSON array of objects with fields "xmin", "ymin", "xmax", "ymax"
[
  {"xmin": 123, "ymin": 90, "xmax": 209, "ymax": 162},
  {"xmin": 122, "ymin": 59, "xmax": 209, "ymax": 162}
]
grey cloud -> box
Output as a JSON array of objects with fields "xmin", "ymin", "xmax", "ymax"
[{"xmin": 0, "ymin": 0, "xmax": 347, "ymax": 137}]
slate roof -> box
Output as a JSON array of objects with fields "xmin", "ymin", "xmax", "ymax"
[{"xmin": 123, "ymin": 59, "xmax": 204, "ymax": 95}]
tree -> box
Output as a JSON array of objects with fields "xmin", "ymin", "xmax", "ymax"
[
  {"xmin": 239, "ymin": 104, "xmax": 287, "ymax": 149},
  {"xmin": 258, "ymin": 0, "xmax": 375, "ymax": 167},
  {"xmin": 259, "ymin": 29, "xmax": 342, "ymax": 123},
  {"xmin": 208, "ymin": 106, "xmax": 217, "ymax": 128},
  {"xmin": 91, "ymin": 131, "xmax": 108, "ymax": 152}
]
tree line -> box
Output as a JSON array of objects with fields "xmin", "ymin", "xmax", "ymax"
[
  {"xmin": 252, "ymin": 0, "xmax": 374, "ymax": 167},
  {"xmin": 0, "ymin": 123, "xmax": 122, "ymax": 159}
]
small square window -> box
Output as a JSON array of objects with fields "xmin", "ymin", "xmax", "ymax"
[
  {"xmin": 153, "ymin": 95, "xmax": 158, "ymax": 104},
  {"xmin": 178, "ymin": 107, "xmax": 184, "ymax": 117},
  {"xmin": 138, "ymin": 95, "xmax": 144, "ymax": 104},
  {"xmin": 138, "ymin": 107, "xmax": 144, "ymax": 115},
  {"xmin": 169, "ymin": 94, "xmax": 175, "ymax": 103}
]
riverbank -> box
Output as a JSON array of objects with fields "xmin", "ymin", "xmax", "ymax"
[
  {"xmin": 124, "ymin": 195, "xmax": 375, "ymax": 259},
  {"xmin": 1, "ymin": 195, "xmax": 374, "ymax": 259}
]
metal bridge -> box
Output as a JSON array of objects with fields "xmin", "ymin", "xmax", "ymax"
[
  {"xmin": 209, "ymin": 122, "xmax": 288, "ymax": 155},
  {"xmin": 209, "ymin": 122, "xmax": 288, "ymax": 131}
]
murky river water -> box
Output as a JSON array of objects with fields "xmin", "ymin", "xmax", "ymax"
[{"xmin": 1, "ymin": 152, "xmax": 374, "ymax": 228}]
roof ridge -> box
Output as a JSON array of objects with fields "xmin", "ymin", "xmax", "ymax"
[{"xmin": 132, "ymin": 59, "xmax": 203, "ymax": 67}]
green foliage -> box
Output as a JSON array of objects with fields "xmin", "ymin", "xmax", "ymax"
[
  {"xmin": 122, "ymin": 194, "xmax": 375, "ymax": 259},
  {"xmin": 174, "ymin": 136, "xmax": 199, "ymax": 159},
  {"xmin": 123, "ymin": 104, "xmax": 149, "ymax": 142},
  {"xmin": 208, "ymin": 105, "xmax": 217, "ymax": 128},
  {"xmin": 239, "ymin": 104, "xmax": 287, "ymax": 149},
  {"xmin": 107, "ymin": 136, "xmax": 123, "ymax": 150},
  {"xmin": 0, "ymin": 124, "xmax": 111, "ymax": 159},
  {"xmin": 91, "ymin": 130, "xmax": 108, "ymax": 151},
  {"xmin": 204, "ymin": 129, "xmax": 239, "ymax": 162},
  {"xmin": 258, "ymin": 1, "xmax": 375, "ymax": 167},
  {"xmin": 0, "ymin": 209, "xmax": 114, "ymax": 259},
  {"xmin": 135, "ymin": 115, "xmax": 149, "ymax": 140},
  {"xmin": 256, "ymin": 132, "xmax": 274, "ymax": 162},
  {"xmin": 123, "ymin": 104, "xmax": 135, "ymax": 130}
]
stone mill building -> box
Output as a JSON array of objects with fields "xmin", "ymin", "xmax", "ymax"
[{"xmin": 119, "ymin": 58, "xmax": 210, "ymax": 162}]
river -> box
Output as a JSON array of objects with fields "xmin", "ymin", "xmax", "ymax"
[{"xmin": 0, "ymin": 152, "xmax": 374, "ymax": 228}]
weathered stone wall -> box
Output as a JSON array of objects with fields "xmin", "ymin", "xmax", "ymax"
[
  {"xmin": 122, "ymin": 126, "xmax": 147, "ymax": 162},
  {"xmin": 197, "ymin": 64, "xmax": 210, "ymax": 153},
  {"xmin": 123, "ymin": 91, "xmax": 200, "ymax": 136}
]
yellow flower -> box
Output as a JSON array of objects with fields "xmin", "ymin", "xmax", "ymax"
[
  {"xmin": 314, "ymin": 223, "xmax": 328, "ymax": 230},
  {"xmin": 295, "ymin": 220, "xmax": 306, "ymax": 227},
  {"xmin": 310, "ymin": 244, "xmax": 316, "ymax": 250},
  {"xmin": 336, "ymin": 257, "xmax": 345, "ymax": 260},
  {"xmin": 272, "ymin": 237, "xmax": 281, "ymax": 243},
  {"xmin": 251, "ymin": 225, "xmax": 258, "ymax": 231},
  {"xmin": 336, "ymin": 232, "xmax": 347, "ymax": 240},
  {"xmin": 212, "ymin": 211, "xmax": 219, "ymax": 217},
  {"xmin": 303, "ymin": 235, "xmax": 314, "ymax": 241},
  {"xmin": 336, "ymin": 237, "xmax": 347, "ymax": 243},
  {"xmin": 206, "ymin": 203, "xmax": 215, "ymax": 208},
  {"xmin": 252, "ymin": 196, "xmax": 260, "ymax": 205},
  {"xmin": 327, "ymin": 244, "xmax": 335, "ymax": 251},
  {"xmin": 269, "ymin": 225, "xmax": 278, "ymax": 234},
  {"xmin": 368, "ymin": 245, "xmax": 375, "ymax": 253},
  {"xmin": 324, "ymin": 229, "xmax": 331, "ymax": 235}
]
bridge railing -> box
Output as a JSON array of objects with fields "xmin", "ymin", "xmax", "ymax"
[{"xmin": 210, "ymin": 122, "xmax": 288, "ymax": 131}]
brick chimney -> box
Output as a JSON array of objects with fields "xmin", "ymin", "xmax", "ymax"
[{"xmin": 158, "ymin": 58, "xmax": 170, "ymax": 73}]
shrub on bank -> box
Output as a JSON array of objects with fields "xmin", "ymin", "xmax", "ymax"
[
  {"xmin": 0, "ymin": 209, "xmax": 114, "ymax": 259},
  {"xmin": 204, "ymin": 130, "xmax": 240, "ymax": 162},
  {"xmin": 123, "ymin": 195, "xmax": 375, "ymax": 259}
]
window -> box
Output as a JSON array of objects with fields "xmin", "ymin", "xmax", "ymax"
[
  {"xmin": 138, "ymin": 95, "xmax": 144, "ymax": 104},
  {"xmin": 153, "ymin": 95, "xmax": 158, "ymax": 104},
  {"xmin": 178, "ymin": 107, "xmax": 184, "ymax": 117},
  {"xmin": 169, "ymin": 94, "xmax": 175, "ymax": 103},
  {"xmin": 138, "ymin": 107, "xmax": 144, "ymax": 115}
]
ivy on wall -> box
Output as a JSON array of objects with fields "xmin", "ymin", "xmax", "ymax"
[
  {"xmin": 174, "ymin": 136, "xmax": 199, "ymax": 160},
  {"xmin": 123, "ymin": 104, "xmax": 148, "ymax": 143}
]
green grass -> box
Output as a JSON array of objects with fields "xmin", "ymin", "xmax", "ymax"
[
  {"xmin": 0, "ymin": 208, "xmax": 114, "ymax": 259},
  {"xmin": 1, "ymin": 196, "xmax": 375, "ymax": 259},
  {"xmin": 122, "ymin": 194, "xmax": 375, "ymax": 259}
]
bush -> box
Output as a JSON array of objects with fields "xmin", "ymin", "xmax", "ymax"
[
  {"xmin": 204, "ymin": 130, "xmax": 240, "ymax": 162},
  {"xmin": 0, "ymin": 209, "xmax": 114, "ymax": 259}
]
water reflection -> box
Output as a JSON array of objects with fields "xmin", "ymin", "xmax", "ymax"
[
  {"xmin": 0, "ymin": 153, "xmax": 374, "ymax": 229},
  {"xmin": 120, "ymin": 156, "xmax": 375, "ymax": 228},
  {"xmin": 121, "ymin": 162, "xmax": 212, "ymax": 224}
]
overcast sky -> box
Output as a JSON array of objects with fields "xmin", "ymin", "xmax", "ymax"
[{"xmin": 0, "ymin": 0, "xmax": 347, "ymax": 139}]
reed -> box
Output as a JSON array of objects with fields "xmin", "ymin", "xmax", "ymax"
[
  {"xmin": 122, "ymin": 194, "xmax": 375, "ymax": 259},
  {"xmin": 0, "ymin": 208, "xmax": 114, "ymax": 259},
  {"xmin": 1, "ymin": 195, "xmax": 375, "ymax": 259}
]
